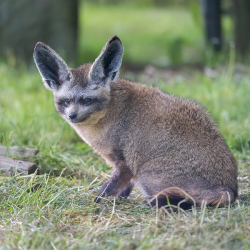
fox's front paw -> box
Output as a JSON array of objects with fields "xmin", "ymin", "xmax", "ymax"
[
  {"xmin": 94, "ymin": 195, "xmax": 103, "ymax": 203},
  {"xmin": 94, "ymin": 181, "xmax": 110, "ymax": 203}
]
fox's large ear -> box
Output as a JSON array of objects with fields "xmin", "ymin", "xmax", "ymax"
[
  {"xmin": 88, "ymin": 35, "xmax": 123, "ymax": 86},
  {"xmin": 33, "ymin": 42, "xmax": 72, "ymax": 91}
]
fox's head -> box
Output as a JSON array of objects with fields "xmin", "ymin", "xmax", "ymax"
[{"xmin": 33, "ymin": 36, "xmax": 123, "ymax": 125}]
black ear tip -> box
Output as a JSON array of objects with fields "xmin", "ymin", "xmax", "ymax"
[
  {"xmin": 108, "ymin": 35, "xmax": 122, "ymax": 45},
  {"xmin": 34, "ymin": 42, "xmax": 51, "ymax": 54}
]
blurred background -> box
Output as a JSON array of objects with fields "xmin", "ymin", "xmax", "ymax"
[
  {"xmin": 1, "ymin": 0, "xmax": 250, "ymax": 67},
  {"xmin": 0, "ymin": 0, "xmax": 250, "ymax": 174}
]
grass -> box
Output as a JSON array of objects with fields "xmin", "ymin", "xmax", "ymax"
[
  {"xmin": 1, "ymin": 174, "xmax": 250, "ymax": 249},
  {"xmin": 0, "ymin": 3, "xmax": 250, "ymax": 249}
]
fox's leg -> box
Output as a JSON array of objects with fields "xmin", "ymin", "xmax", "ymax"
[
  {"xmin": 94, "ymin": 163, "xmax": 132, "ymax": 203},
  {"xmin": 118, "ymin": 182, "xmax": 134, "ymax": 198}
]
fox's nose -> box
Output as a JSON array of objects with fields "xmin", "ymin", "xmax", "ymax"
[{"xmin": 69, "ymin": 112, "xmax": 77, "ymax": 120}]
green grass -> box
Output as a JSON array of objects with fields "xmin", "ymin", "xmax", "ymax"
[
  {"xmin": 0, "ymin": 59, "xmax": 250, "ymax": 249},
  {"xmin": 1, "ymin": 174, "xmax": 250, "ymax": 250}
]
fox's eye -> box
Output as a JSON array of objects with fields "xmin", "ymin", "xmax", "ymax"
[
  {"xmin": 64, "ymin": 99, "xmax": 71, "ymax": 105},
  {"xmin": 82, "ymin": 98, "xmax": 92, "ymax": 105}
]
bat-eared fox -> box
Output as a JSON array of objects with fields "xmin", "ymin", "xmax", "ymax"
[{"xmin": 34, "ymin": 35, "xmax": 237, "ymax": 210}]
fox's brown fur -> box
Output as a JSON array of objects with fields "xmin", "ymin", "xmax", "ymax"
[{"xmin": 34, "ymin": 35, "xmax": 238, "ymax": 209}]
